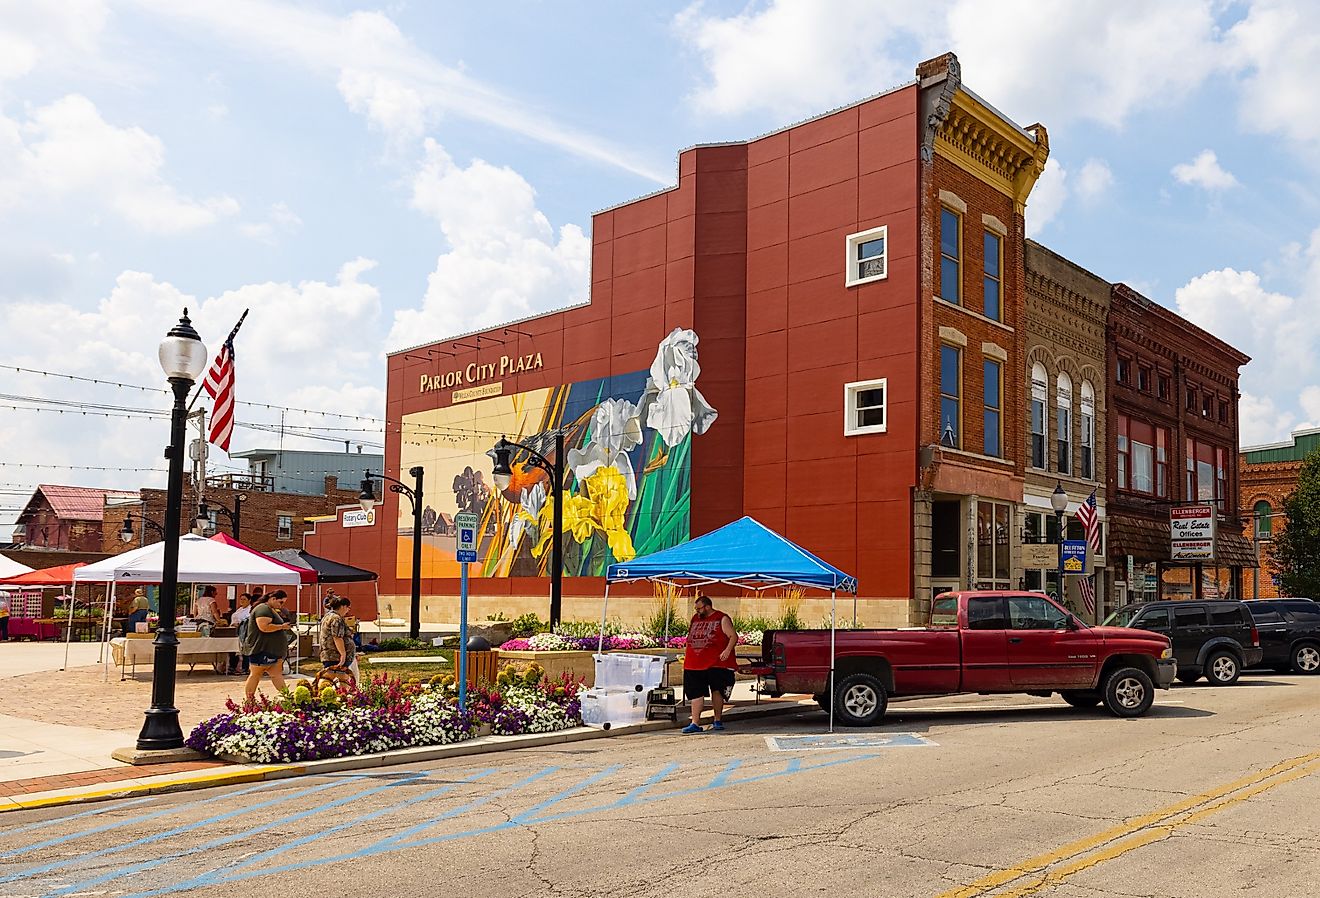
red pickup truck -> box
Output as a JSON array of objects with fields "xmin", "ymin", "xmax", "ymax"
[{"xmin": 746, "ymin": 591, "xmax": 1176, "ymax": 725}]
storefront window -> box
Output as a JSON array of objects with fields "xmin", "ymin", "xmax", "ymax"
[{"xmin": 976, "ymin": 501, "xmax": 1012, "ymax": 589}]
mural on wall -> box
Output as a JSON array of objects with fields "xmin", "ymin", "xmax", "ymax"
[{"xmin": 398, "ymin": 328, "xmax": 717, "ymax": 580}]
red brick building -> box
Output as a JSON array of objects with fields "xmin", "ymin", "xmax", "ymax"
[
  {"xmin": 12, "ymin": 485, "xmax": 136, "ymax": 552},
  {"xmin": 1238, "ymin": 427, "xmax": 1320, "ymax": 600},
  {"xmin": 308, "ymin": 53, "xmax": 1050, "ymax": 628},
  {"xmin": 1106, "ymin": 285, "xmax": 1254, "ymax": 603}
]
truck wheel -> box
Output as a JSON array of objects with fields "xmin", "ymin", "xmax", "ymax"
[
  {"xmin": 814, "ymin": 692, "xmax": 830, "ymax": 713},
  {"xmin": 1206, "ymin": 650, "xmax": 1240, "ymax": 686},
  {"xmin": 833, "ymin": 673, "xmax": 887, "ymax": 726},
  {"xmin": 1060, "ymin": 691, "xmax": 1102, "ymax": 709},
  {"xmin": 1291, "ymin": 642, "xmax": 1320, "ymax": 675},
  {"xmin": 1102, "ymin": 667, "xmax": 1154, "ymax": 718}
]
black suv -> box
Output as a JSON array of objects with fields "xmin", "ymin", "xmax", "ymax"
[
  {"xmin": 1245, "ymin": 599, "xmax": 1320, "ymax": 675},
  {"xmin": 1104, "ymin": 600, "xmax": 1263, "ymax": 685}
]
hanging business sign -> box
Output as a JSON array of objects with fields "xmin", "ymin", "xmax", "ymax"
[
  {"xmin": 1170, "ymin": 505, "xmax": 1216, "ymax": 561},
  {"xmin": 1023, "ymin": 544, "xmax": 1058, "ymax": 569},
  {"xmin": 1061, "ymin": 540, "xmax": 1088, "ymax": 574}
]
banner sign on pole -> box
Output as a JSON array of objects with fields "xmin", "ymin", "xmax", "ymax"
[
  {"xmin": 454, "ymin": 511, "xmax": 478, "ymax": 712},
  {"xmin": 1061, "ymin": 540, "xmax": 1088, "ymax": 575},
  {"xmin": 1170, "ymin": 505, "xmax": 1216, "ymax": 561},
  {"xmin": 455, "ymin": 512, "xmax": 478, "ymax": 564}
]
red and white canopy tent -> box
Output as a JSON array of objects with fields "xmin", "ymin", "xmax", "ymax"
[{"xmin": 1, "ymin": 563, "xmax": 91, "ymax": 670}]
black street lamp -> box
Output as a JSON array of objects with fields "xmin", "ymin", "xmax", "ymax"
[
  {"xmin": 360, "ymin": 468, "xmax": 424, "ymax": 640},
  {"xmin": 120, "ymin": 513, "xmax": 167, "ymax": 544},
  {"xmin": 196, "ymin": 493, "xmax": 245, "ymax": 539},
  {"xmin": 1051, "ymin": 481, "xmax": 1069, "ymax": 601},
  {"xmin": 489, "ymin": 432, "xmax": 564, "ymax": 627},
  {"xmin": 138, "ymin": 309, "xmax": 208, "ymax": 751}
]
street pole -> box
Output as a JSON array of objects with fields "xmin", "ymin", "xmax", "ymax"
[
  {"xmin": 139, "ymin": 311, "xmax": 207, "ymax": 751},
  {"xmin": 459, "ymin": 559, "xmax": 468, "ymax": 711},
  {"xmin": 410, "ymin": 465, "xmax": 424, "ymax": 641},
  {"xmin": 231, "ymin": 494, "xmax": 242, "ymax": 540},
  {"xmin": 550, "ymin": 430, "xmax": 563, "ymax": 628}
]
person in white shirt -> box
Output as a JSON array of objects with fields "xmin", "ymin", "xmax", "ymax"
[{"xmin": 227, "ymin": 593, "xmax": 252, "ymax": 675}]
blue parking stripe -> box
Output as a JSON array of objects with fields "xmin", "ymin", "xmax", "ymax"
[
  {"xmin": 41, "ymin": 773, "xmax": 434, "ymax": 898},
  {"xmin": 0, "ymin": 777, "xmax": 342, "ymax": 886},
  {"xmin": 0, "ymin": 781, "xmax": 273, "ymax": 863},
  {"xmin": 4, "ymin": 797, "xmax": 157, "ymax": 837}
]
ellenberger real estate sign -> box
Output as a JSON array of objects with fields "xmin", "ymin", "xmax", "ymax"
[{"xmin": 1170, "ymin": 505, "xmax": 1216, "ymax": 561}]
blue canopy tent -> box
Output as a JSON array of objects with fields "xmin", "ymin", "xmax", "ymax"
[{"xmin": 605, "ymin": 516, "xmax": 858, "ymax": 731}]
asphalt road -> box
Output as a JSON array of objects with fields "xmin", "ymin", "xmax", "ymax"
[{"xmin": 2, "ymin": 672, "xmax": 1318, "ymax": 898}]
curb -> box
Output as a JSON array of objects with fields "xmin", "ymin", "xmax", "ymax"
[{"xmin": 0, "ymin": 698, "xmax": 816, "ymax": 813}]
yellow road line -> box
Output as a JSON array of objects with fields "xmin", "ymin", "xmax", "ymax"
[
  {"xmin": 0, "ymin": 765, "xmax": 302, "ymax": 812},
  {"xmin": 931, "ymin": 750, "xmax": 1320, "ymax": 898}
]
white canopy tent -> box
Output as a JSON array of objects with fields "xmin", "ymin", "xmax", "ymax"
[{"xmin": 75, "ymin": 535, "xmax": 304, "ymax": 679}]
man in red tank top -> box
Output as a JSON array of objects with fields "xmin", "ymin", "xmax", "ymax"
[{"xmin": 682, "ymin": 595, "xmax": 738, "ymax": 734}]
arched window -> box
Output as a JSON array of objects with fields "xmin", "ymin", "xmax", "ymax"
[
  {"xmin": 1080, "ymin": 380, "xmax": 1096, "ymax": 480},
  {"xmin": 1030, "ymin": 363, "xmax": 1048, "ymax": 469},
  {"xmin": 1056, "ymin": 372, "xmax": 1073, "ymax": 475},
  {"xmin": 1255, "ymin": 500, "xmax": 1273, "ymax": 539}
]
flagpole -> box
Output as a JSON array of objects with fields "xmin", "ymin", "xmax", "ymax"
[{"xmin": 188, "ymin": 309, "xmax": 249, "ymax": 411}]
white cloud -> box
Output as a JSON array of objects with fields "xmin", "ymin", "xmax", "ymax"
[
  {"xmin": 387, "ymin": 138, "xmax": 590, "ymax": 349},
  {"xmin": 0, "ymin": 0, "xmax": 108, "ymax": 84},
  {"xmin": 1172, "ymin": 149, "xmax": 1238, "ymax": 190},
  {"xmin": 675, "ymin": 0, "xmax": 941, "ymax": 119},
  {"xmin": 1075, "ymin": 158, "xmax": 1114, "ymax": 201},
  {"xmin": 132, "ymin": 0, "xmax": 669, "ymax": 183},
  {"xmin": 0, "ymin": 260, "xmax": 387, "ymax": 489},
  {"xmin": 1026, "ymin": 159, "xmax": 1067, "ymax": 236},
  {"xmin": 676, "ymin": 0, "xmax": 1220, "ymax": 129},
  {"xmin": 1225, "ymin": 1, "xmax": 1320, "ymax": 147},
  {"xmin": 239, "ymin": 201, "xmax": 303, "ymax": 245},
  {"xmin": 0, "ymin": 94, "xmax": 240, "ymax": 234},
  {"xmin": 1239, "ymin": 392, "xmax": 1295, "ymax": 447}
]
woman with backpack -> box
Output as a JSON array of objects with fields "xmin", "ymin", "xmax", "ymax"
[{"xmin": 242, "ymin": 590, "xmax": 294, "ymax": 700}]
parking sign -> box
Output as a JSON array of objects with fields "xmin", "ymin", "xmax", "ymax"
[{"xmin": 455, "ymin": 512, "xmax": 478, "ymax": 563}]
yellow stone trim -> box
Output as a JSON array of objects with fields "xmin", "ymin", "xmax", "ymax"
[
  {"xmin": 982, "ymin": 341, "xmax": 1009, "ymax": 362},
  {"xmin": 938, "ymin": 326, "xmax": 968, "ymax": 347},
  {"xmin": 938, "ymin": 189, "xmax": 967, "ymax": 214},
  {"xmin": 934, "ymin": 89, "xmax": 1048, "ymax": 212}
]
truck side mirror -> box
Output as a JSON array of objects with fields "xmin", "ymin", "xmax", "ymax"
[{"xmin": 1066, "ymin": 615, "xmax": 1081, "ymax": 631}]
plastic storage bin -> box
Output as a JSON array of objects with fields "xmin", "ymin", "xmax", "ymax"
[
  {"xmin": 593, "ymin": 653, "xmax": 666, "ymax": 692},
  {"xmin": 580, "ymin": 687, "xmax": 648, "ymax": 730}
]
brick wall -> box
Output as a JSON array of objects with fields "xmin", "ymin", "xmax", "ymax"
[
  {"xmin": 1239, "ymin": 457, "xmax": 1300, "ymax": 599},
  {"xmin": 101, "ymin": 477, "xmax": 358, "ymax": 554}
]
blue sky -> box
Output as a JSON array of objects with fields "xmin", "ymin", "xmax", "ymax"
[{"xmin": 2, "ymin": 0, "xmax": 1319, "ymax": 528}]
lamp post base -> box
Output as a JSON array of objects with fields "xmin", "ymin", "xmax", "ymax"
[{"xmin": 136, "ymin": 707, "xmax": 184, "ymax": 751}]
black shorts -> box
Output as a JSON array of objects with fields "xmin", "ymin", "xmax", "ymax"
[
  {"xmin": 684, "ymin": 667, "xmax": 735, "ymax": 700},
  {"xmin": 249, "ymin": 652, "xmax": 283, "ymax": 667}
]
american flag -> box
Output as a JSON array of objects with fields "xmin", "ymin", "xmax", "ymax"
[
  {"xmin": 1078, "ymin": 574, "xmax": 1096, "ymax": 616},
  {"xmin": 202, "ymin": 311, "xmax": 247, "ymax": 453},
  {"xmin": 1074, "ymin": 489, "xmax": 1102, "ymax": 617}
]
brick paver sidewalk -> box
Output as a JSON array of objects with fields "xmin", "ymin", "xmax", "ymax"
[{"xmin": 0, "ymin": 760, "xmax": 224, "ymax": 797}]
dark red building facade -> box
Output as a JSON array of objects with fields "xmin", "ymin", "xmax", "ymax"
[{"xmin": 320, "ymin": 54, "xmax": 1050, "ymax": 627}]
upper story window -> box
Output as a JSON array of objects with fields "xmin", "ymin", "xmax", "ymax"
[
  {"xmin": 1255, "ymin": 500, "xmax": 1273, "ymax": 539},
  {"xmin": 1157, "ymin": 373, "xmax": 1170, "ymax": 401},
  {"xmin": 843, "ymin": 378, "xmax": 887, "ymax": 436},
  {"xmin": 983, "ymin": 358, "xmax": 1002, "ymax": 458},
  {"xmin": 1186, "ymin": 438, "xmax": 1228, "ymax": 504},
  {"xmin": 1186, "ymin": 386, "xmax": 1197, "ymax": 412},
  {"xmin": 940, "ymin": 207, "xmax": 961, "ymax": 305},
  {"xmin": 1029, "ymin": 362, "xmax": 1048, "ymax": 469},
  {"xmin": 1117, "ymin": 414, "xmax": 1169, "ymax": 498},
  {"xmin": 277, "ymin": 514, "xmax": 293, "ymax": 541},
  {"xmin": 1117, "ymin": 356, "xmax": 1131, "ymax": 385},
  {"xmin": 940, "ymin": 344, "xmax": 961, "ymax": 449},
  {"xmin": 983, "ymin": 231, "xmax": 1002, "ymax": 321},
  {"xmin": 845, "ymin": 226, "xmax": 888, "ymax": 287},
  {"xmin": 1138, "ymin": 366, "xmax": 1151, "ymax": 392},
  {"xmin": 1202, "ymin": 393, "xmax": 1213, "ymax": 418},
  {"xmin": 1056, "ymin": 372, "xmax": 1073, "ymax": 475},
  {"xmin": 1080, "ymin": 380, "xmax": 1096, "ymax": 480},
  {"xmin": 1218, "ymin": 399, "xmax": 1229, "ymax": 423}
]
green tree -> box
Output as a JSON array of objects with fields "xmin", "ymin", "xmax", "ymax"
[{"xmin": 1268, "ymin": 449, "xmax": 1320, "ymax": 597}]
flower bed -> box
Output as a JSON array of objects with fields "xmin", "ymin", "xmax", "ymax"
[
  {"xmin": 186, "ymin": 665, "xmax": 583, "ymax": 764},
  {"xmin": 498, "ymin": 630, "xmax": 763, "ymax": 652}
]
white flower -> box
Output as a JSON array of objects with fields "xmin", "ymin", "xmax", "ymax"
[
  {"xmin": 509, "ymin": 481, "xmax": 547, "ymax": 546},
  {"xmin": 638, "ymin": 328, "xmax": 718, "ymax": 448},
  {"xmin": 566, "ymin": 398, "xmax": 643, "ymax": 499}
]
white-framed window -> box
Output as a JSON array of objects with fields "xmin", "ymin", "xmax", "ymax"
[
  {"xmin": 845, "ymin": 226, "xmax": 888, "ymax": 287},
  {"xmin": 277, "ymin": 514, "xmax": 293, "ymax": 541},
  {"xmin": 1030, "ymin": 362, "xmax": 1048, "ymax": 469},
  {"xmin": 1056, "ymin": 372, "xmax": 1073, "ymax": 475},
  {"xmin": 844, "ymin": 378, "xmax": 887, "ymax": 436},
  {"xmin": 1080, "ymin": 380, "xmax": 1096, "ymax": 480}
]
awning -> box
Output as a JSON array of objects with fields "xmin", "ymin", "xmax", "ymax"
[
  {"xmin": 267, "ymin": 549, "xmax": 377, "ymax": 583},
  {"xmin": 1109, "ymin": 514, "xmax": 1259, "ymax": 567},
  {"xmin": 1214, "ymin": 532, "xmax": 1258, "ymax": 567},
  {"xmin": 0, "ymin": 562, "xmax": 85, "ymax": 586}
]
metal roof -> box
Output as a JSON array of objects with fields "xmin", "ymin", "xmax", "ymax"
[{"xmin": 18, "ymin": 485, "xmax": 137, "ymax": 523}]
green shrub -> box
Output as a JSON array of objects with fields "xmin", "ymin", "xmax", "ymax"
[
  {"xmin": 777, "ymin": 587, "xmax": 804, "ymax": 630},
  {"xmin": 510, "ymin": 612, "xmax": 548, "ymax": 637},
  {"xmin": 485, "ymin": 611, "xmax": 509, "ymax": 622},
  {"xmin": 377, "ymin": 637, "xmax": 431, "ymax": 652},
  {"xmin": 732, "ymin": 615, "xmax": 777, "ymax": 633}
]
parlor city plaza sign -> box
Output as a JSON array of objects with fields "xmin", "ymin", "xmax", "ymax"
[{"xmin": 418, "ymin": 352, "xmax": 544, "ymax": 396}]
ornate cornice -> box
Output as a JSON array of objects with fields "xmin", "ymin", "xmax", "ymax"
[
  {"xmin": 919, "ymin": 53, "xmax": 961, "ymax": 164},
  {"xmin": 934, "ymin": 91, "xmax": 1048, "ymax": 210}
]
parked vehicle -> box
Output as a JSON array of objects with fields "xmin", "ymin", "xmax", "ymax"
[
  {"xmin": 1245, "ymin": 599, "xmax": 1320, "ymax": 674},
  {"xmin": 1103, "ymin": 600, "xmax": 1262, "ymax": 686},
  {"xmin": 745, "ymin": 591, "xmax": 1175, "ymax": 725}
]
